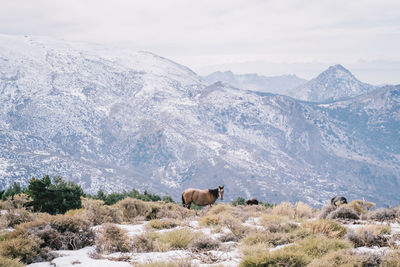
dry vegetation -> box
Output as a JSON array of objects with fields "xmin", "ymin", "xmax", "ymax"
[{"xmin": 2, "ymin": 196, "xmax": 400, "ymax": 266}]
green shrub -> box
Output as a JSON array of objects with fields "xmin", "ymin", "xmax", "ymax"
[
  {"xmin": 1, "ymin": 182, "xmax": 24, "ymax": 201},
  {"xmin": 161, "ymin": 196, "xmax": 175, "ymax": 203},
  {"xmin": 263, "ymin": 200, "xmax": 274, "ymax": 208},
  {"xmin": 26, "ymin": 175, "xmax": 84, "ymax": 215},
  {"xmin": 232, "ymin": 197, "xmax": 246, "ymax": 206}
]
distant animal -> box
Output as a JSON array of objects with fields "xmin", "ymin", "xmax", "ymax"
[
  {"xmin": 246, "ymin": 198, "xmax": 259, "ymax": 205},
  {"xmin": 182, "ymin": 186, "xmax": 224, "ymax": 209},
  {"xmin": 331, "ymin": 196, "xmax": 348, "ymax": 207}
]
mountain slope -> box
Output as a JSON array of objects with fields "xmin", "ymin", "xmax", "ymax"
[
  {"xmin": 288, "ymin": 64, "xmax": 377, "ymax": 102},
  {"xmin": 0, "ymin": 35, "xmax": 399, "ymax": 206},
  {"xmin": 203, "ymin": 71, "xmax": 306, "ymax": 94}
]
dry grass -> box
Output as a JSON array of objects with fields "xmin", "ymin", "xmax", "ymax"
[
  {"xmin": 131, "ymin": 233, "xmax": 158, "ymax": 253},
  {"xmin": 198, "ymin": 214, "xmax": 221, "ymax": 226},
  {"xmin": 242, "ymin": 204, "xmax": 268, "ymax": 217},
  {"xmin": 156, "ymin": 202, "xmax": 196, "ymax": 220},
  {"xmin": 117, "ymin": 198, "xmax": 161, "ymax": 222},
  {"xmin": 381, "ymin": 250, "xmax": 400, "ymax": 265},
  {"xmin": 259, "ymin": 214, "xmax": 290, "ymax": 226},
  {"xmin": 285, "ymin": 236, "xmax": 352, "ymax": 259},
  {"xmin": 347, "ymin": 200, "xmax": 376, "ymax": 215},
  {"xmin": 258, "ymin": 214, "xmax": 299, "ymax": 233},
  {"xmin": 0, "ymin": 212, "xmax": 94, "ymax": 264},
  {"xmin": 294, "ymin": 202, "xmax": 313, "ymax": 219},
  {"xmin": 95, "ymin": 223, "xmax": 131, "ymax": 254},
  {"xmin": 220, "ymin": 214, "xmax": 248, "ymax": 238},
  {"xmin": 271, "ymin": 202, "xmax": 295, "ymax": 218},
  {"xmin": 147, "ymin": 219, "xmax": 178, "ymax": 230},
  {"xmin": 207, "ymin": 204, "xmax": 234, "ymax": 215},
  {"xmin": 81, "ymin": 198, "xmax": 123, "ymax": 225},
  {"xmin": 242, "ymin": 231, "xmax": 294, "ymax": 247},
  {"xmin": 134, "ymin": 259, "xmax": 195, "ymax": 267},
  {"xmin": 0, "ymin": 255, "xmax": 24, "ymax": 267},
  {"xmin": 154, "ymin": 228, "xmax": 201, "ymax": 250},
  {"xmin": 3, "ymin": 208, "xmax": 35, "ymax": 227},
  {"xmin": 240, "ymin": 244, "xmax": 310, "ymax": 267},
  {"xmin": 0, "ymin": 234, "xmax": 43, "ymax": 264},
  {"xmin": 303, "ymin": 219, "xmax": 347, "ymax": 238},
  {"xmin": 308, "ymin": 250, "xmax": 381, "ymax": 267}
]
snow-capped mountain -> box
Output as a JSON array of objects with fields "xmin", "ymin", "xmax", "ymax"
[
  {"xmin": 1, "ymin": 34, "xmax": 399, "ymax": 206},
  {"xmin": 203, "ymin": 71, "xmax": 306, "ymax": 94},
  {"xmin": 288, "ymin": 64, "xmax": 377, "ymax": 102}
]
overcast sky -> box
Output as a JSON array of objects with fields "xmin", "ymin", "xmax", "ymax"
[{"xmin": 1, "ymin": 0, "xmax": 399, "ymax": 84}]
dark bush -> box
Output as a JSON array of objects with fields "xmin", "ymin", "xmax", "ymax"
[
  {"xmin": 189, "ymin": 235, "xmax": 220, "ymax": 252},
  {"xmin": 345, "ymin": 229, "xmax": 388, "ymax": 247},
  {"xmin": 318, "ymin": 205, "xmax": 337, "ymax": 219},
  {"xmin": 327, "ymin": 206, "xmax": 359, "ymax": 220},
  {"xmin": 368, "ymin": 208, "xmax": 397, "ymax": 221}
]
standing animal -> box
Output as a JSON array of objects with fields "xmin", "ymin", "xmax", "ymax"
[
  {"xmin": 182, "ymin": 186, "xmax": 224, "ymax": 209},
  {"xmin": 331, "ymin": 196, "xmax": 348, "ymax": 207},
  {"xmin": 246, "ymin": 198, "xmax": 259, "ymax": 205}
]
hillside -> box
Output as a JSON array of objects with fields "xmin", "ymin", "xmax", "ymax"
[{"xmin": 0, "ymin": 34, "xmax": 399, "ymax": 206}]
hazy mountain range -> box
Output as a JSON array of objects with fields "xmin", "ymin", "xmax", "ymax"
[
  {"xmin": 203, "ymin": 71, "xmax": 306, "ymax": 95},
  {"xmin": 204, "ymin": 64, "xmax": 379, "ymax": 102},
  {"xmin": 1, "ymin": 34, "xmax": 399, "ymax": 206}
]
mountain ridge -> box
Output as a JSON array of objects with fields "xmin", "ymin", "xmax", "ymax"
[
  {"xmin": 0, "ymin": 34, "xmax": 399, "ymax": 207},
  {"xmin": 287, "ymin": 64, "xmax": 377, "ymax": 102}
]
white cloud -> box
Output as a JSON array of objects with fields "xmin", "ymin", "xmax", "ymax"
[{"xmin": 0, "ymin": 0, "xmax": 399, "ymax": 83}]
